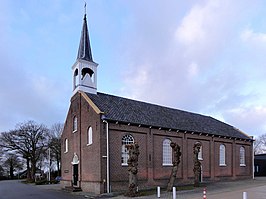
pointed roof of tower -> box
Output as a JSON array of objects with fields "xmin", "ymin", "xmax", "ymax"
[{"xmin": 77, "ymin": 14, "xmax": 93, "ymax": 62}]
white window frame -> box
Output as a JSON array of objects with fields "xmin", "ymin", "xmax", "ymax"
[
  {"xmin": 73, "ymin": 116, "xmax": 77, "ymax": 133},
  {"xmin": 87, "ymin": 127, "xmax": 93, "ymax": 145},
  {"xmin": 240, "ymin": 146, "xmax": 246, "ymax": 166},
  {"xmin": 163, "ymin": 139, "xmax": 173, "ymax": 166},
  {"xmin": 121, "ymin": 134, "xmax": 134, "ymax": 166},
  {"xmin": 219, "ymin": 144, "xmax": 226, "ymax": 166},
  {"xmin": 198, "ymin": 145, "xmax": 203, "ymax": 160},
  {"xmin": 64, "ymin": 138, "xmax": 68, "ymax": 153}
]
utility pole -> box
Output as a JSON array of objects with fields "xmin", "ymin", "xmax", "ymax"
[{"xmin": 48, "ymin": 148, "xmax": 51, "ymax": 183}]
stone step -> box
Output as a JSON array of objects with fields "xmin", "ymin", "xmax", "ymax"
[{"xmin": 63, "ymin": 186, "xmax": 82, "ymax": 192}]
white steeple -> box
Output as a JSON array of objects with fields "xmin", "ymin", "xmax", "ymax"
[{"xmin": 72, "ymin": 13, "xmax": 98, "ymax": 95}]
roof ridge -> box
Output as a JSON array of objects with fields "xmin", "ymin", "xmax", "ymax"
[
  {"xmin": 87, "ymin": 92, "xmax": 251, "ymax": 140},
  {"xmin": 96, "ymin": 92, "xmax": 207, "ymax": 117}
]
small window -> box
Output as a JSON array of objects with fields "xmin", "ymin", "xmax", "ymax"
[
  {"xmin": 121, "ymin": 134, "xmax": 134, "ymax": 166},
  {"xmin": 163, "ymin": 139, "xmax": 172, "ymax": 166},
  {"xmin": 87, "ymin": 127, "xmax": 93, "ymax": 145},
  {"xmin": 240, "ymin": 146, "xmax": 246, "ymax": 166},
  {"xmin": 64, "ymin": 138, "xmax": 68, "ymax": 153},
  {"xmin": 256, "ymin": 165, "xmax": 259, "ymax": 173},
  {"xmin": 73, "ymin": 116, "xmax": 77, "ymax": 132},
  {"xmin": 219, "ymin": 144, "xmax": 226, "ymax": 166},
  {"xmin": 198, "ymin": 145, "xmax": 203, "ymax": 160}
]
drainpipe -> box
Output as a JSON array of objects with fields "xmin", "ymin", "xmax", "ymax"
[
  {"xmin": 103, "ymin": 120, "xmax": 110, "ymax": 193},
  {"xmin": 252, "ymin": 136, "xmax": 254, "ymax": 180}
]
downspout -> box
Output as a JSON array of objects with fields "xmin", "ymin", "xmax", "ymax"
[
  {"xmin": 103, "ymin": 120, "xmax": 110, "ymax": 193},
  {"xmin": 79, "ymin": 93, "xmax": 82, "ymax": 186},
  {"xmin": 252, "ymin": 136, "xmax": 254, "ymax": 180}
]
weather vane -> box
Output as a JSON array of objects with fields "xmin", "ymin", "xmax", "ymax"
[{"xmin": 84, "ymin": 1, "xmax": 87, "ymax": 15}]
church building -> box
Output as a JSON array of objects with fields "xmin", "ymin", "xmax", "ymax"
[{"xmin": 61, "ymin": 13, "xmax": 254, "ymax": 194}]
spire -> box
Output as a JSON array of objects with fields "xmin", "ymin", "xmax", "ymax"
[{"xmin": 77, "ymin": 13, "xmax": 93, "ymax": 62}]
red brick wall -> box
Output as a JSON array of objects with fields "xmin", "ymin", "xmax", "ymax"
[
  {"xmin": 61, "ymin": 92, "xmax": 104, "ymax": 192},
  {"xmin": 108, "ymin": 124, "xmax": 148, "ymax": 182},
  {"xmin": 80, "ymin": 95, "xmax": 102, "ymax": 182},
  {"xmin": 61, "ymin": 92, "xmax": 253, "ymax": 193}
]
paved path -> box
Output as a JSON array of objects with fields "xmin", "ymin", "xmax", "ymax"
[{"xmin": 108, "ymin": 177, "xmax": 266, "ymax": 199}]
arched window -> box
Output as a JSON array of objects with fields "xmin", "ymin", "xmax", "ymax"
[
  {"xmin": 73, "ymin": 116, "xmax": 77, "ymax": 132},
  {"xmin": 121, "ymin": 134, "xmax": 134, "ymax": 166},
  {"xmin": 163, "ymin": 139, "xmax": 172, "ymax": 166},
  {"xmin": 73, "ymin": 69, "xmax": 78, "ymax": 89},
  {"xmin": 87, "ymin": 127, "xmax": 93, "ymax": 145},
  {"xmin": 198, "ymin": 145, "xmax": 203, "ymax": 160},
  {"xmin": 219, "ymin": 144, "xmax": 226, "ymax": 166},
  {"xmin": 240, "ymin": 146, "xmax": 246, "ymax": 166},
  {"xmin": 64, "ymin": 138, "xmax": 68, "ymax": 153},
  {"xmin": 81, "ymin": 68, "xmax": 94, "ymax": 82}
]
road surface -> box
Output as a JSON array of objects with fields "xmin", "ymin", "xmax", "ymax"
[{"xmin": 0, "ymin": 180, "xmax": 81, "ymax": 199}]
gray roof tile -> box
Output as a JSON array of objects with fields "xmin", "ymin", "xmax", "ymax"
[{"xmin": 86, "ymin": 92, "xmax": 251, "ymax": 140}]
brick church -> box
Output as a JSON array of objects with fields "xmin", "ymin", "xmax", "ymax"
[{"xmin": 61, "ymin": 13, "xmax": 254, "ymax": 194}]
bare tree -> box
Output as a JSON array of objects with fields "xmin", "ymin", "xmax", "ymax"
[
  {"xmin": 2, "ymin": 153, "xmax": 24, "ymax": 179},
  {"xmin": 167, "ymin": 142, "xmax": 181, "ymax": 191},
  {"xmin": 254, "ymin": 134, "xmax": 266, "ymax": 154},
  {"xmin": 0, "ymin": 121, "xmax": 49, "ymax": 180},
  {"xmin": 48, "ymin": 123, "xmax": 63, "ymax": 176}
]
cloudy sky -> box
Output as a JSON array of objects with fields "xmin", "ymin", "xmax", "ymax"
[{"xmin": 1, "ymin": 0, "xmax": 266, "ymax": 137}]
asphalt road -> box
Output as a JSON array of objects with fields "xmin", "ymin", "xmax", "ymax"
[
  {"xmin": 2, "ymin": 178, "xmax": 266, "ymax": 199},
  {"xmin": 0, "ymin": 180, "xmax": 81, "ymax": 199}
]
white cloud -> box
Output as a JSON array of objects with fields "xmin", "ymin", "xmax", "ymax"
[
  {"xmin": 175, "ymin": 2, "xmax": 216, "ymax": 46},
  {"xmin": 224, "ymin": 106, "xmax": 266, "ymax": 136},
  {"xmin": 241, "ymin": 29, "xmax": 266, "ymax": 43},
  {"xmin": 117, "ymin": 0, "xmax": 266, "ymax": 137},
  {"xmin": 187, "ymin": 62, "xmax": 199, "ymax": 78},
  {"xmin": 1, "ymin": 0, "xmax": 266, "ymax": 138}
]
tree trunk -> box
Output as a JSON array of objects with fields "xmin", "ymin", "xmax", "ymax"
[
  {"xmin": 125, "ymin": 143, "xmax": 140, "ymax": 197},
  {"xmin": 26, "ymin": 158, "xmax": 31, "ymax": 180},
  {"xmin": 193, "ymin": 142, "xmax": 201, "ymax": 187},
  {"xmin": 10, "ymin": 161, "xmax": 14, "ymax": 179},
  {"xmin": 167, "ymin": 142, "xmax": 181, "ymax": 192},
  {"xmin": 167, "ymin": 165, "xmax": 178, "ymax": 191},
  {"xmin": 31, "ymin": 159, "xmax": 37, "ymax": 180},
  {"xmin": 56, "ymin": 154, "xmax": 61, "ymax": 176}
]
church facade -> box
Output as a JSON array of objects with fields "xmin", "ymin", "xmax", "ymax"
[{"xmin": 61, "ymin": 14, "xmax": 254, "ymax": 194}]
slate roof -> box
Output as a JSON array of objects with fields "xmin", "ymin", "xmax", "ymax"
[
  {"xmin": 77, "ymin": 14, "xmax": 93, "ymax": 62},
  {"xmin": 86, "ymin": 92, "xmax": 251, "ymax": 140}
]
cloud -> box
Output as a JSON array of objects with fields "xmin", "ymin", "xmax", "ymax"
[
  {"xmin": 241, "ymin": 29, "xmax": 266, "ymax": 43},
  {"xmin": 120, "ymin": 0, "xmax": 242, "ymax": 104},
  {"xmin": 223, "ymin": 106, "xmax": 266, "ymax": 137},
  {"xmin": 1, "ymin": 0, "xmax": 266, "ymax": 138},
  {"xmin": 117, "ymin": 0, "xmax": 266, "ymax": 136},
  {"xmin": 0, "ymin": 0, "xmax": 73, "ymax": 131},
  {"xmin": 0, "ymin": 53, "xmax": 69, "ymax": 131}
]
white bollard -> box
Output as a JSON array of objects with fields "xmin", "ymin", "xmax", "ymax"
[
  {"xmin": 203, "ymin": 188, "xmax": 207, "ymax": 199},
  {"xmin": 173, "ymin": 187, "xmax": 176, "ymax": 199},
  {"xmin": 157, "ymin": 186, "xmax": 160, "ymax": 198},
  {"xmin": 243, "ymin": 192, "xmax": 247, "ymax": 199}
]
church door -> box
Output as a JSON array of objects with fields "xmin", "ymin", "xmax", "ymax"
[{"xmin": 73, "ymin": 164, "xmax": 78, "ymax": 186}]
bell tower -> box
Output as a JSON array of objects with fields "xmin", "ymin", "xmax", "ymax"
[{"xmin": 72, "ymin": 12, "xmax": 98, "ymax": 95}]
